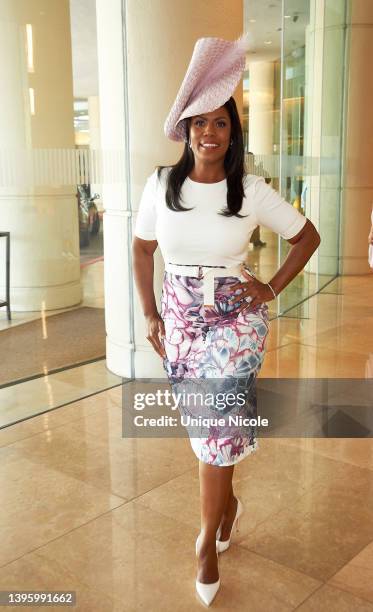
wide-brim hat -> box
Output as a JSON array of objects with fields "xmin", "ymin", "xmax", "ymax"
[{"xmin": 164, "ymin": 33, "xmax": 251, "ymax": 142}]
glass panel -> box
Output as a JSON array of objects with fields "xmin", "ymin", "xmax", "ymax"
[
  {"xmin": 0, "ymin": 1, "xmax": 122, "ymax": 426},
  {"xmin": 279, "ymin": 0, "xmax": 312, "ymax": 318},
  {"xmin": 244, "ymin": 0, "xmax": 348, "ymax": 319},
  {"xmin": 279, "ymin": 0, "xmax": 347, "ymax": 318},
  {"xmin": 318, "ymin": 0, "xmax": 347, "ymax": 287},
  {"xmin": 243, "ymin": 0, "xmax": 282, "ymax": 320}
]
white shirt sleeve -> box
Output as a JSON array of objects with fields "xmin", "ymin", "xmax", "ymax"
[
  {"xmin": 134, "ymin": 171, "xmax": 158, "ymax": 240},
  {"xmin": 252, "ymin": 177, "xmax": 307, "ymax": 239}
]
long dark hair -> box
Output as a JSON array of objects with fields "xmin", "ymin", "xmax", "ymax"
[{"xmin": 156, "ymin": 97, "xmax": 248, "ymax": 218}]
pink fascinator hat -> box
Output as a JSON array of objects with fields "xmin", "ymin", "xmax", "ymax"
[{"xmin": 164, "ymin": 33, "xmax": 251, "ymax": 142}]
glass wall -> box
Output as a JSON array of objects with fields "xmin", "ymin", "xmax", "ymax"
[
  {"xmin": 0, "ymin": 0, "xmax": 121, "ymax": 427},
  {"xmin": 279, "ymin": 0, "xmax": 312, "ymax": 317},
  {"xmin": 318, "ymin": 0, "xmax": 348, "ymax": 283},
  {"xmin": 243, "ymin": 0, "xmax": 282, "ymax": 319},
  {"xmin": 0, "ymin": 0, "xmax": 350, "ymax": 425},
  {"xmin": 244, "ymin": 0, "xmax": 348, "ymax": 318}
]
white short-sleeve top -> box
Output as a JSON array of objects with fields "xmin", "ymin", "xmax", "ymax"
[{"xmin": 134, "ymin": 167, "xmax": 307, "ymax": 267}]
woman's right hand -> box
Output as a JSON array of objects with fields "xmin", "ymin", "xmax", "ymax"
[{"xmin": 145, "ymin": 312, "xmax": 166, "ymax": 359}]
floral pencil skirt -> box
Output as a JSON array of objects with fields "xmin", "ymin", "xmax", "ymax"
[{"xmin": 160, "ymin": 265, "xmax": 269, "ymax": 467}]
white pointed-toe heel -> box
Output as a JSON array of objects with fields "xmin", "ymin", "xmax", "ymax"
[
  {"xmin": 195, "ymin": 577, "xmax": 220, "ymax": 607},
  {"xmin": 195, "ymin": 534, "xmax": 220, "ymax": 606},
  {"xmin": 216, "ymin": 496, "xmax": 244, "ymax": 553},
  {"xmin": 196, "ymin": 532, "xmax": 201, "ymax": 556}
]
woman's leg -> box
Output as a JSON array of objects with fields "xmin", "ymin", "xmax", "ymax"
[
  {"xmin": 197, "ymin": 461, "xmax": 234, "ymax": 583},
  {"xmin": 218, "ymin": 481, "xmax": 239, "ymax": 542}
]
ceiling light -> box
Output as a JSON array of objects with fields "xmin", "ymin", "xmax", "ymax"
[
  {"xmin": 264, "ymin": 40, "xmax": 272, "ymax": 45},
  {"xmin": 26, "ymin": 24, "xmax": 34, "ymax": 72}
]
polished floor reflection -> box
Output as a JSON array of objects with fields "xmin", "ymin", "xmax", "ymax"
[
  {"xmin": 0, "ymin": 259, "xmax": 117, "ymax": 428},
  {"xmin": 0, "ymin": 273, "xmax": 373, "ymax": 611},
  {"xmin": 0, "ymin": 359, "xmax": 121, "ymax": 428}
]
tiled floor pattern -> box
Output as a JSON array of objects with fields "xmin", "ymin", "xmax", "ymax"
[{"xmin": 0, "ymin": 275, "xmax": 373, "ymax": 610}]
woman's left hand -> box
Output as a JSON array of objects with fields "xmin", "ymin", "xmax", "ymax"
[{"xmin": 229, "ymin": 269, "xmax": 275, "ymax": 312}]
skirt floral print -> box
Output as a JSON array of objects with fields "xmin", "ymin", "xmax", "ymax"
[{"xmin": 160, "ymin": 265, "xmax": 270, "ymax": 466}]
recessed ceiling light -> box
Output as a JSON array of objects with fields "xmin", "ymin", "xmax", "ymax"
[
  {"xmin": 284, "ymin": 15, "xmax": 291, "ymax": 19},
  {"xmin": 249, "ymin": 19, "xmax": 256, "ymax": 23},
  {"xmin": 264, "ymin": 40, "xmax": 272, "ymax": 45}
]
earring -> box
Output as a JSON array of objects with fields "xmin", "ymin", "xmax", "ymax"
[{"xmin": 229, "ymin": 139, "xmax": 233, "ymax": 147}]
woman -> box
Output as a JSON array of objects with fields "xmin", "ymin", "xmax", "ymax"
[{"xmin": 132, "ymin": 36, "xmax": 320, "ymax": 607}]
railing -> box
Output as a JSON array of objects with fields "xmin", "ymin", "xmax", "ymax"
[
  {"xmin": 0, "ymin": 149, "xmax": 124, "ymax": 187},
  {"xmin": 0, "ymin": 149, "xmax": 341, "ymax": 187}
]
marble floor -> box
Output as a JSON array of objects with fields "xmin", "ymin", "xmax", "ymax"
[
  {"xmin": 0, "ymin": 273, "xmax": 373, "ymax": 610},
  {"xmin": 0, "ymin": 258, "xmax": 110, "ymax": 428},
  {"xmin": 0, "ymin": 359, "xmax": 122, "ymax": 428}
]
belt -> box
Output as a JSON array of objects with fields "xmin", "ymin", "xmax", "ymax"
[{"xmin": 165, "ymin": 262, "xmax": 246, "ymax": 306}]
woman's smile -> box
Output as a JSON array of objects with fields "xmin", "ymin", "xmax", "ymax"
[{"xmin": 199, "ymin": 143, "xmax": 221, "ymax": 151}]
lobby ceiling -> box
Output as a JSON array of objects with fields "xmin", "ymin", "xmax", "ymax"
[{"xmin": 69, "ymin": 0, "xmax": 310, "ymax": 98}]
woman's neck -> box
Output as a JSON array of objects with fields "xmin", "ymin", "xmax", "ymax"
[{"xmin": 188, "ymin": 164, "xmax": 226, "ymax": 184}]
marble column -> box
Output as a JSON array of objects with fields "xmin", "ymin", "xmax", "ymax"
[
  {"xmin": 340, "ymin": 0, "xmax": 373, "ymax": 274},
  {"xmin": 95, "ymin": 0, "xmax": 130, "ymax": 376},
  {"xmin": 247, "ymin": 61, "xmax": 275, "ymax": 156},
  {"xmin": 0, "ymin": 0, "xmax": 81, "ymax": 311}
]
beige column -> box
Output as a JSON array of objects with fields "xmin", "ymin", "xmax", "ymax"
[
  {"xmin": 247, "ymin": 61, "xmax": 275, "ymax": 155},
  {"xmin": 95, "ymin": 0, "xmax": 129, "ymax": 376},
  {"xmin": 0, "ymin": 0, "xmax": 81, "ymax": 311},
  {"xmin": 340, "ymin": 0, "xmax": 373, "ymax": 274},
  {"xmin": 126, "ymin": 0, "xmax": 244, "ymax": 377}
]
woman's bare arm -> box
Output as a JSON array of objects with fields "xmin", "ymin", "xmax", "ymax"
[
  {"xmin": 231, "ymin": 218, "xmax": 321, "ymax": 310},
  {"xmin": 132, "ymin": 236, "xmax": 166, "ymax": 358},
  {"xmin": 267, "ymin": 218, "xmax": 321, "ymax": 296},
  {"xmin": 132, "ymin": 236, "xmax": 159, "ymax": 316}
]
